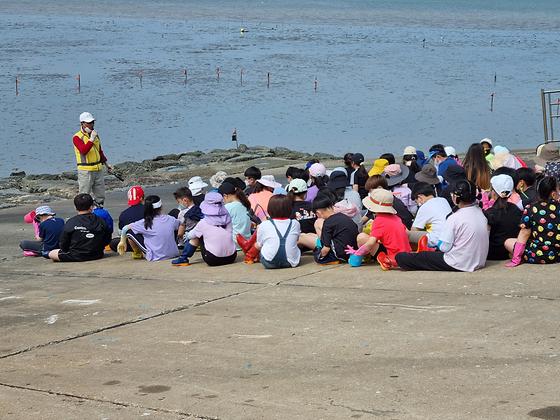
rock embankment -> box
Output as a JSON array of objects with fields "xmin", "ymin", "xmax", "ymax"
[{"xmin": 0, "ymin": 145, "xmax": 339, "ymax": 209}]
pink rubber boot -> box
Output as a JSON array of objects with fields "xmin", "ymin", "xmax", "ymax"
[{"xmin": 505, "ymin": 242, "xmax": 526, "ymax": 267}]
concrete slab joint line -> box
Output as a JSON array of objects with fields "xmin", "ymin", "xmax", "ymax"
[
  {"xmin": 0, "ymin": 286, "xmax": 266, "ymax": 360},
  {"xmin": 0, "ymin": 382, "xmax": 219, "ymax": 420}
]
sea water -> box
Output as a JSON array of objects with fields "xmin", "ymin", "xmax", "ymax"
[{"xmin": 1, "ymin": 0, "xmax": 560, "ymax": 176}]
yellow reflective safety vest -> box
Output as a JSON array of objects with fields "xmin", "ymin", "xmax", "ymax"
[{"xmin": 73, "ymin": 130, "xmax": 102, "ymax": 171}]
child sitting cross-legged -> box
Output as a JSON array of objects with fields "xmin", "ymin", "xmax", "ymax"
[
  {"xmin": 241, "ymin": 195, "xmax": 302, "ymax": 268},
  {"xmin": 118, "ymin": 195, "xmax": 180, "ymax": 261},
  {"xmin": 395, "ymin": 180, "xmax": 489, "ymax": 272},
  {"xmin": 346, "ymin": 188, "xmax": 412, "ymax": 270},
  {"xmin": 407, "ymin": 182, "xmax": 452, "ymax": 250},
  {"xmin": 19, "ymin": 206, "xmax": 64, "ymax": 258},
  {"xmin": 299, "ymin": 194, "xmax": 359, "ymax": 264},
  {"xmin": 173, "ymin": 187, "xmax": 204, "ymax": 248},
  {"xmin": 172, "ymin": 192, "xmax": 237, "ymax": 267}
]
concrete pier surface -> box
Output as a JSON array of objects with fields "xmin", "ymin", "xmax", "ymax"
[{"xmin": 1, "ymin": 188, "xmax": 559, "ymax": 420}]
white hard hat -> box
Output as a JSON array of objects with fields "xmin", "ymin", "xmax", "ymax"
[{"xmin": 79, "ymin": 112, "xmax": 95, "ymax": 123}]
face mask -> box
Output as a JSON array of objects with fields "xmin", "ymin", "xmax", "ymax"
[
  {"xmin": 83, "ymin": 126, "xmax": 92, "ymax": 134},
  {"xmin": 177, "ymin": 203, "xmax": 186, "ymax": 210}
]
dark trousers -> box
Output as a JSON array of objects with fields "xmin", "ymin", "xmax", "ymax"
[
  {"xmin": 20, "ymin": 240, "xmax": 42, "ymax": 254},
  {"xmin": 395, "ymin": 251, "xmax": 459, "ymax": 272}
]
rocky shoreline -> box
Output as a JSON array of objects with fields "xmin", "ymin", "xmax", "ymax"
[{"xmin": 0, "ymin": 145, "xmax": 340, "ymax": 209}]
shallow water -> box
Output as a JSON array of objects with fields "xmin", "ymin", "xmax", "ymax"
[{"xmin": 1, "ymin": 0, "xmax": 560, "ymax": 176}]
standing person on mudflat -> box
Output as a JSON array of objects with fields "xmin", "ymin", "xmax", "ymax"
[{"xmin": 73, "ymin": 112, "xmax": 112, "ymax": 206}]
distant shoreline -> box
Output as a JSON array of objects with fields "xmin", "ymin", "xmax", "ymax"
[{"xmin": 0, "ymin": 145, "xmax": 340, "ymax": 209}]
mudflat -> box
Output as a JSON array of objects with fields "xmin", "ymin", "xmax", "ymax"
[{"xmin": 0, "ymin": 189, "xmax": 558, "ymax": 419}]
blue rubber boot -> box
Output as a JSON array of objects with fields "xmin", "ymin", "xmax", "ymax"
[{"xmin": 172, "ymin": 242, "xmax": 196, "ymax": 266}]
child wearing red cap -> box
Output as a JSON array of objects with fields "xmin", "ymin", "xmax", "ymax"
[{"xmin": 109, "ymin": 186, "xmax": 146, "ymax": 254}]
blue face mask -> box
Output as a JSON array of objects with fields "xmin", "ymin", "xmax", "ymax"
[{"xmin": 177, "ymin": 203, "xmax": 186, "ymax": 210}]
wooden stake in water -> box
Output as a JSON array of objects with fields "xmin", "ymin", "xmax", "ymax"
[
  {"xmin": 76, "ymin": 73, "xmax": 81, "ymax": 93},
  {"xmin": 267, "ymin": 72, "xmax": 270, "ymax": 88},
  {"xmin": 15, "ymin": 76, "xmax": 19, "ymax": 96},
  {"xmin": 138, "ymin": 71, "xmax": 143, "ymax": 88},
  {"xmin": 183, "ymin": 69, "xmax": 188, "ymax": 85},
  {"xmin": 216, "ymin": 67, "xmax": 220, "ymax": 82},
  {"xmin": 490, "ymin": 92, "xmax": 495, "ymax": 112},
  {"xmin": 240, "ymin": 68, "xmax": 244, "ymax": 86},
  {"xmin": 314, "ymin": 77, "xmax": 318, "ymax": 92},
  {"xmin": 494, "ymin": 72, "xmax": 497, "ymax": 85}
]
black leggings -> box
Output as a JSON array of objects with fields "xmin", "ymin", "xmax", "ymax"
[
  {"xmin": 201, "ymin": 249, "xmax": 237, "ymax": 266},
  {"xmin": 395, "ymin": 251, "xmax": 459, "ymax": 272}
]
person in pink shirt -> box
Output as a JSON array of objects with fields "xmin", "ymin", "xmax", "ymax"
[
  {"xmin": 248, "ymin": 175, "xmax": 281, "ymax": 221},
  {"xmin": 172, "ymin": 192, "xmax": 237, "ymax": 266}
]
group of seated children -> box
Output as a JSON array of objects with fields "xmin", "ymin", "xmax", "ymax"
[{"xmin": 20, "ymin": 140, "xmax": 560, "ymax": 273}]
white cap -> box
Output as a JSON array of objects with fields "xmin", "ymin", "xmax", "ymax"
[
  {"xmin": 79, "ymin": 112, "xmax": 95, "ymax": 123},
  {"xmin": 490, "ymin": 174, "xmax": 514, "ymax": 198},
  {"xmin": 403, "ymin": 146, "xmax": 417, "ymax": 155},
  {"xmin": 480, "ymin": 137, "xmax": 493, "ymax": 147},
  {"xmin": 444, "ymin": 146, "xmax": 457, "ymax": 157}
]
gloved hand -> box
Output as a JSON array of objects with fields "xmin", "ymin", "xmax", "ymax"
[
  {"xmin": 89, "ymin": 130, "xmax": 98, "ymax": 140},
  {"xmin": 117, "ymin": 238, "xmax": 127, "ymax": 256},
  {"xmin": 345, "ymin": 244, "xmax": 370, "ymax": 256}
]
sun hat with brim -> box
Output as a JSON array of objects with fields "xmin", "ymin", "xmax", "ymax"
[
  {"xmin": 535, "ymin": 142, "xmax": 560, "ymax": 167},
  {"xmin": 188, "ymin": 176, "xmax": 208, "ymax": 195},
  {"xmin": 382, "ymin": 163, "xmax": 410, "ymax": 187},
  {"xmin": 288, "ymin": 178, "xmax": 308, "ymax": 193},
  {"xmin": 490, "ymin": 174, "xmax": 514, "ymax": 198},
  {"xmin": 79, "ymin": 112, "xmax": 95, "ymax": 123},
  {"xmin": 362, "ymin": 189, "xmax": 397, "ymax": 215},
  {"xmin": 35, "ymin": 205, "xmax": 55, "ymax": 216},
  {"xmin": 209, "ymin": 171, "xmax": 228, "ymax": 189},
  {"xmin": 309, "ymin": 163, "xmax": 326, "ymax": 178},
  {"xmin": 257, "ymin": 175, "xmax": 282, "ymax": 190},
  {"xmin": 414, "ymin": 163, "xmax": 440, "ymax": 185},
  {"xmin": 199, "ymin": 192, "xmax": 232, "ymax": 226},
  {"xmin": 368, "ymin": 159, "xmax": 389, "ymax": 176},
  {"xmin": 403, "ymin": 146, "xmax": 417, "ymax": 156}
]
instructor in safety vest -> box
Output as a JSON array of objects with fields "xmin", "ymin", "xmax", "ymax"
[{"xmin": 73, "ymin": 112, "xmax": 112, "ymax": 206}]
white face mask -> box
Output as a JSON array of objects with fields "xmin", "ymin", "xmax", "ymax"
[{"xmin": 83, "ymin": 126, "xmax": 92, "ymax": 134}]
